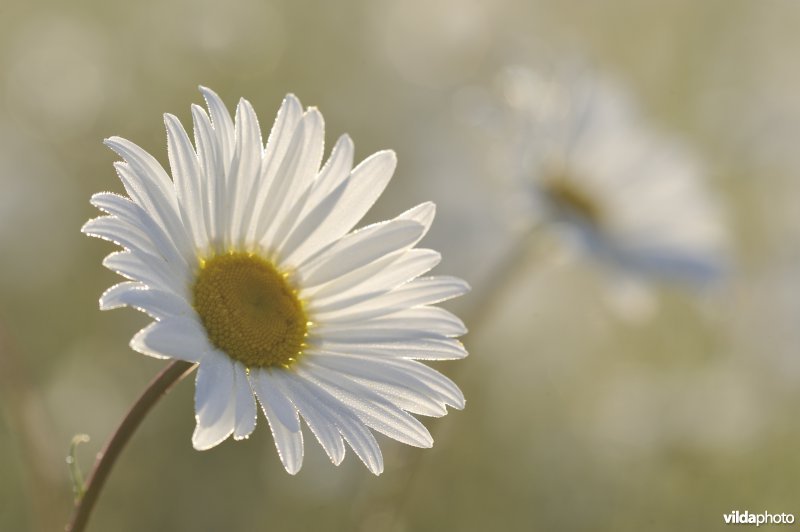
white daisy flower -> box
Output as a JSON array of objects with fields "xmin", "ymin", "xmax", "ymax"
[
  {"xmin": 82, "ymin": 87, "xmax": 468, "ymax": 475},
  {"xmin": 502, "ymin": 66, "xmax": 728, "ymax": 284}
]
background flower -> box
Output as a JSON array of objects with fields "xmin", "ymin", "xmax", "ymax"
[{"xmin": 500, "ymin": 65, "xmax": 729, "ymax": 286}]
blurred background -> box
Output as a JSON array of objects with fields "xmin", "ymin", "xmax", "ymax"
[{"xmin": 1, "ymin": 0, "xmax": 799, "ymax": 530}]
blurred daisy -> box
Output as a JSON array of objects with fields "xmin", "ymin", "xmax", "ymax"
[
  {"xmin": 501, "ymin": 66, "xmax": 728, "ymax": 285},
  {"xmin": 83, "ymin": 87, "xmax": 468, "ymax": 475}
]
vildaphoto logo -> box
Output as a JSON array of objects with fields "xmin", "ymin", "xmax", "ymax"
[{"xmin": 723, "ymin": 510, "xmax": 795, "ymax": 526}]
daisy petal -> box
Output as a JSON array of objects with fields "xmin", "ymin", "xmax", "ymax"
[
  {"xmin": 313, "ymin": 275, "xmax": 470, "ymax": 322},
  {"xmin": 101, "ymin": 285, "xmax": 192, "ymax": 320},
  {"xmin": 247, "ymin": 94, "xmax": 304, "ymax": 243},
  {"xmin": 258, "ymin": 394, "xmax": 304, "ymax": 475},
  {"xmin": 395, "ymin": 202, "xmax": 436, "ymax": 245},
  {"xmin": 102, "ymin": 251, "xmax": 188, "ymax": 297},
  {"xmin": 315, "ymin": 355, "xmax": 465, "ymax": 409},
  {"xmin": 254, "ymin": 118, "xmax": 307, "ymax": 244},
  {"xmin": 285, "ymin": 371, "xmax": 383, "ymax": 473},
  {"xmin": 192, "ymin": 353, "xmax": 236, "ymax": 450},
  {"xmin": 312, "ymin": 337, "xmax": 469, "ymax": 360},
  {"xmin": 99, "ymin": 281, "xmax": 146, "ymax": 311},
  {"xmin": 278, "ymin": 373, "xmax": 346, "ymax": 465},
  {"xmin": 233, "ymin": 362, "xmax": 257, "ymax": 440},
  {"xmin": 273, "ymin": 108, "xmax": 325, "ymax": 228},
  {"xmin": 328, "ymin": 405, "xmax": 383, "ymax": 475},
  {"xmin": 251, "ymin": 370, "xmax": 301, "ymax": 433},
  {"xmin": 258, "ymin": 108, "xmax": 325, "ymax": 246},
  {"xmin": 299, "ymin": 220, "xmax": 424, "ymax": 288},
  {"xmin": 305, "ymin": 354, "xmax": 450, "ymax": 416},
  {"xmin": 307, "ymin": 249, "xmax": 441, "ymax": 310},
  {"xmin": 318, "ymin": 306, "xmax": 466, "ymax": 338},
  {"xmin": 130, "ymin": 316, "xmax": 211, "ymax": 362},
  {"xmin": 303, "ymin": 134, "xmax": 355, "ymax": 214},
  {"xmin": 199, "ymin": 86, "xmax": 235, "ymax": 172},
  {"xmin": 104, "ymin": 140, "xmax": 193, "ymax": 260},
  {"xmin": 165, "ymin": 113, "xmax": 207, "ymax": 250},
  {"xmin": 298, "ymin": 365, "xmax": 433, "ymax": 448},
  {"xmin": 230, "ymin": 98, "xmax": 263, "ymax": 248},
  {"xmin": 89, "ymin": 192, "xmax": 189, "ymax": 269},
  {"xmin": 276, "ymin": 174, "xmax": 351, "ymax": 266},
  {"xmin": 82, "ymin": 216, "xmax": 152, "ymax": 255},
  {"xmin": 191, "ymin": 104, "xmax": 223, "ymax": 250},
  {"xmin": 327, "ymin": 149, "xmax": 397, "ymax": 232}
]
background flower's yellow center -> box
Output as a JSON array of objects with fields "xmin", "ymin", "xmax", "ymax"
[
  {"xmin": 542, "ymin": 175, "xmax": 602, "ymax": 226},
  {"xmin": 192, "ymin": 252, "xmax": 308, "ymax": 368}
]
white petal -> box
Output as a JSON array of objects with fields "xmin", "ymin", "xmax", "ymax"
[
  {"xmin": 230, "ymin": 98, "xmax": 264, "ymax": 248},
  {"xmin": 191, "ymin": 104, "xmax": 223, "ymax": 251},
  {"xmin": 104, "ymin": 140, "xmax": 193, "ymax": 260},
  {"xmin": 254, "ymin": 118, "xmax": 307, "ymax": 244},
  {"xmin": 130, "ymin": 316, "xmax": 211, "ymax": 362},
  {"xmin": 287, "ymin": 149, "xmax": 397, "ymax": 257},
  {"xmin": 199, "ymin": 86, "xmax": 235, "ymax": 173},
  {"xmin": 325, "ymin": 149, "xmax": 397, "ymax": 233},
  {"xmin": 102, "ymin": 251, "xmax": 188, "ymax": 297},
  {"xmin": 89, "ymin": 192, "xmax": 189, "ymax": 269},
  {"xmin": 302, "ymin": 134, "xmax": 355, "ymax": 215},
  {"xmin": 247, "ymin": 94, "xmax": 304, "ymax": 243},
  {"xmin": 99, "ymin": 281, "xmax": 146, "ymax": 311},
  {"xmin": 266, "ymin": 110, "xmax": 335, "ymax": 252},
  {"xmin": 313, "ymin": 275, "xmax": 470, "ymax": 322},
  {"xmin": 276, "ymin": 175, "xmax": 351, "ymax": 266},
  {"xmin": 318, "ymin": 306, "xmax": 466, "ymax": 338},
  {"xmin": 307, "ymin": 249, "xmax": 441, "ymax": 311},
  {"xmin": 193, "ymin": 353, "xmax": 236, "ymax": 450},
  {"xmin": 251, "ymin": 369, "xmax": 301, "ymax": 432},
  {"xmin": 395, "ymin": 358, "xmax": 465, "ymax": 408},
  {"xmin": 233, "ymin": 362, "xmax": 257, "ymax": 440},
  {"xmin": 326, "ymin": 405, "xmax": 383, "ymax": 475},
  {"xmin": 394, "ymin": 202, "xmax": 436, "ymax": 246},
  {"xmin": 257, "ymin": 109, "xmax": 325, "ymax": 246},
  {"xmin": 311, "ymin": 355, "xmax": 465, "ymax": 409},
  {"xmin": 199, "ymin": 87, "xmax": 236, "ymax": 250},
  {"xmin": 165, "ymin": 113, "xmax": 208, "ymax": 250},
  {"xmin": 273, "ymin": 108, "xmax": 325, "ymax": 228},
  {"xmin": 82, "ymin": 216, "xmax": 152, "ymax": 254},
  {"xmin": 101, "ymin": 285, "xmax": 193, "ymax": 320},
  {"xmin": 251, "ymin": 369, "xmax": 304, "ymax": 474},
  {"xmin": 305, "ymin": 354, "xmax": 450, "ymax": 417},
  {"xmin": 278, "ymin": 372, "xmax": 346, "ymax": 465},
  {"xmin": 310, "ymin": 337, "xmax": 468, "ymax": 361},
  {"xmin": 298, "ymin": 365, "xmax": 433, "ymax": 448},
  {"xmin": 313, "ymin": 326, "xmax": 450, "ymax": 344},
  {"xmin": 298, "ymin": 220, "xmax": 424, "ymax": 288},
  {"xmin": 301, "ymin": 248, "xmax": 401, "ymax": 302},
  {"xmin": 284, "ymin": 370, "xmax": 383, "ymax": 473},
  {"xmin": 276, "ymin": 135, "xmax": 357, "ymax": 265},
  {"xmin": 261, "ymin": 399, "xmax": 304, "ymax": 474},
  {"xmin": 83, "ymin": 216, "xmax": 191, "ymax": 281}
]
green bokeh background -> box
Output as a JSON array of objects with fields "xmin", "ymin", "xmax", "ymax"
[{"xmin": 1, "ymin": 1, "xmax": 799, "ymax": 531}]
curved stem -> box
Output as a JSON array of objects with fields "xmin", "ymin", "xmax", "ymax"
[{"xmin": 66, "ymin": 360, "xmax": 196, "ymax": 532}]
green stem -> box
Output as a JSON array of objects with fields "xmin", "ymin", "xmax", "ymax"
[{"xmin": 65, "ymin": 360, "xmax": 196, "ymax": 532}]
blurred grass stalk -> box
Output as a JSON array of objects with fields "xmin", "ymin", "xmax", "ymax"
[{"xmin": 0, "ymin": 322, "xmax": 62, "ymax": 531}]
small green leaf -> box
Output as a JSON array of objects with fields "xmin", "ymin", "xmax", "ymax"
[{"xmin": 66, "ymin": 434, "xmax": 90, "ymax": 503}]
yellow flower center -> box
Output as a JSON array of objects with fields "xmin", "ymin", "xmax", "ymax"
[
  {"xmin": 542, "ymin": 175, "xmax": 602, "ymax": 226},
  {"xmin": 192, "ymin": 252, "xmax": 308, "ymax": 368}
]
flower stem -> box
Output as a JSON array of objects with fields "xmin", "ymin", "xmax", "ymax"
[{"xmin": 66, "ymin": 360, "xmax": 196, "ymax": 532}]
